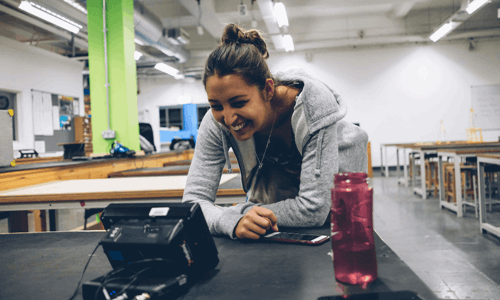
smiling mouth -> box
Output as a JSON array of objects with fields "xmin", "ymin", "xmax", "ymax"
[{"xmin": 230, "ymin": 120, "xmax": 249, "ymax": 132}]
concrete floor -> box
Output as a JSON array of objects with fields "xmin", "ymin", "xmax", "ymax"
[
  {"xmin": 1, "ymin": 175, "xmax": 500, "ymax": 299},
  {"xmin": 372, "ymin": 176, "xmax": 500, "ymax": 300}
]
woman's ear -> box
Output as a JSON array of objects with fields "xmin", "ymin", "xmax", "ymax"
[{"xmin": 264, "ymin": 78, "xmax": 274, "ymax": 101}]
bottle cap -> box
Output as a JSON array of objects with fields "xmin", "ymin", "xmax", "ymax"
[{"xmin": 334, "ymin": 172, "xmax": 367, "ymax": 184}]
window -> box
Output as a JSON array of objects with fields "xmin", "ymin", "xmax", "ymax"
[
  {"xmin": 197, "ymin": 105, "xmax": 210, "ymax": 128},
  {"xmin": 159, "ymin": 106, "xmax": 183, "ymax": 130}
]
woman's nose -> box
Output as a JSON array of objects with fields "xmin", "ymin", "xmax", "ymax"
[{"xmin": 223, "ymin": 109, "xmax": 237, "ymax": 126}]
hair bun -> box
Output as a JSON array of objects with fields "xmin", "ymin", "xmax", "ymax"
[{"xmin": 221, "ymin": 23, "xmax": 269, "ymax": 59}]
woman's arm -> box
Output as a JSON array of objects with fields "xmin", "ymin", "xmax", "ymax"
[{"xmin": 182, "ymin": 112, "xmax": 246, "ymax": 238}]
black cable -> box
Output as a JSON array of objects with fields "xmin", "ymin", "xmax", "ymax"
[
  {"xmin": 68, "ymin": 242, "xmax": 102, "ymax": 300},
  {"xmin": 96, "ymin": 266, "xmax": 154, "ymax": 300},
  {"xmin": 94, "ymin": 258, "xmax": 182, "ymax": 300},
  {"xmin": 94, "ymin": 271, "xmax": 139, "ymax": 300}
]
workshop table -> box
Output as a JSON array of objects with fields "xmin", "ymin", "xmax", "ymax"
[
  {"xmin": 477, "ymin": 153, "xmax": 500, "ymax": 239},
  {"xmin": 380, "ymin": 142, "xmax": 415, "ymax": 179},
  {"xmin": 409, "ymin": 142, "xmax": 500, "ymax": 200},
  {"xmin": 437, "ymin": 148, "xmax": 500, "ymax": 218},
  {"xmin": 0, "ymin": 150, "xmax": 189, "ymax": 189},
  {"xmin": 0, "ymin": 224, "xmax": 438, "ymax": 300},
  {"xmin": 379, "ymin": 143, "xmax": 417, "ymax": 187},
  {"xmin": 108, "ymin": 162, "xmax": 240, "ymax": 178},
  {"xmin": 379, "ymin": 141, "xmax": 469, "ymax": 186},
  {"xmin": 0, "ymin": 174, "xmax": 246, "ymax": 232},
  {"xmin": 163, "ymin": 158, "xmax": 238, "ymax": 167},
  {"xmin": 0, "ymin": 174, "xmax": 246, "ymax": 212},
  {"xmin": 0, "ymin": 150, "xmax": 194, "ymax": 232}
]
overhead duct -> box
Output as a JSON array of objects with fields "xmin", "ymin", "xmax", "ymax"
[
  {"xmin": 256, "ymin": 0, "xmax": 284, "ymax": 51},
  {"xmin": 133, "ymin": 0, "xmax": 190, "ymax": 63},
  {"xmin": 133, "ymin": 0, "xmax": 163, "ymax": 43}
]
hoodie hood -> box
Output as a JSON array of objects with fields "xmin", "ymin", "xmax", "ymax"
[
  {"xmin": 215, "ymin": 66, "xmax": 350, "ymax": 191},
  {"xmin": 275, "ymin": 67, "xmax": 348, "ymax": 154}
]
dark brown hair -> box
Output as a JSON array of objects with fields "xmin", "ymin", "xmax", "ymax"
[{"xmin": 202, "ymin": 24, "xmax": 272, "ymax": 91}]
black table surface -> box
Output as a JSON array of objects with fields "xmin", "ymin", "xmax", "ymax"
[{"xmin": 0, "ymin": 224, "xmax": 437, "ymax": 300}]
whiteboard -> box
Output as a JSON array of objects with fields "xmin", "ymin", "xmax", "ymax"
[{"xmin": 471, "ymin": 84, "xmax": 500, "ymax": 131}]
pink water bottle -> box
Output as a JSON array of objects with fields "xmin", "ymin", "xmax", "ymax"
[{"xmin": 331, "ymin": 172, "xmax": 377, "ymax": 286}]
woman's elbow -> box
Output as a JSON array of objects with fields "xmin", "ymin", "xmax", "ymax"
[{"xmin": 306, "ymin": 204, "xmax": 331, "ymax": 227}]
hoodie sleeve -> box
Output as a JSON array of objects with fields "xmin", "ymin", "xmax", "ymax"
[
  {"xmin": 182, "ymin": 112, "xmax": 245, "ymax": 238},
  {"xmin": 239, "ymin": 120, "xmax": 369, "ymax": 228}
]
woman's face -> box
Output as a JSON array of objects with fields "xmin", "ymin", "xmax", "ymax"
[{"xmin": 206, "ymin": 73, "xmax": 274, "ymax": 141}]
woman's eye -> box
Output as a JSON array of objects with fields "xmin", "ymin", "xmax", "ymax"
[
  {"xmin": 210, "ymin": 105, "xmax": 223, "ymax": 111},
  {"xmin": 232, "ymin": 101, "xmax": 247, "ymax": 108}
]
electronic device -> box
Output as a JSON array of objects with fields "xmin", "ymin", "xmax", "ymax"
[
  {"xmin": 318, "ymin": 291, "xmax": 424, "ymax": 300},
  {"xmin": 263, "ymin": 232, "xmax": 330, "ymax": 245},
  {"xmin": 99, "ymin": 202, "xmax": 219, "ymax": 276},
  {"xmin": 82, "ymin": 203, "xmax": 218, "ymax": 300}
]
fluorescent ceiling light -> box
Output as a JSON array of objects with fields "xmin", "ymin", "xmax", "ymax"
[
  {"xmin": 466, "ymin": 0, "xmax": 489, "ymax": 14},
  {"xmin": 19, "ymin": 1, "xmax": 81, "ymax": 33},
  {"xmin": 283, "ymin": 34, "xmax": 294, "ymax": 52},
  {"xmin": 134, "ymin": 51, "xmax": 143, "ymax": 61},
  {"xmin": 273, "ymin": 2, "xmax": 289, "ymax": 28},
  {"xmin": 197, "ymin": 25, "xmax": 204, "ymax": 36},
  {"xmin": 429, "ymin": 23, "xmax": 453, "ymax": 42},
  {"xmin": 158, "ymin": 47, "xmax": 175, "ymax": 57},
  {"xmin": 167, "ymin": 37, "xmax": 180, "ymax": 45},
  {"xmin": 134, "ymin": 38, "xmax": 145, "ymax": 46},
  {"xmin": 154, "ymin": 63, "xmax": 179, "ymax": 76}
]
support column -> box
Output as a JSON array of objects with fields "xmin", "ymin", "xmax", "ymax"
[{"xmin": 87, "ymin": 0, "xmax": 140, "ymax": 154}]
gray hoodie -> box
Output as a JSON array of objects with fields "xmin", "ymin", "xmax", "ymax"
[{"xmin": 182, "ymin": 67, "xmax": 369, "ymax": 239}]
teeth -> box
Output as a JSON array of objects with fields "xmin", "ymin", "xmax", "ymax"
[{"xmin": 231, "ymin": 121, "xmax": 247, "ymax": 131}]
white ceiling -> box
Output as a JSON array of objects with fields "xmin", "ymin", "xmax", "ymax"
[{"xmin": 1, "ymin": 0, "xmax": 499, "ymax": 77}]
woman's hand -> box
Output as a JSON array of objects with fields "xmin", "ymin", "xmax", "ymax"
[{"xmin": 235, "ymin": 206, "xmax": 279, "ymax": 240}]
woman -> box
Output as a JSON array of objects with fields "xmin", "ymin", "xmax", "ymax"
[{"xmin": 182, "ymin": 24, "xmax": 368, "ymax": 240}]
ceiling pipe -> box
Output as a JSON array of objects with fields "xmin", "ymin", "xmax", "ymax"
[
  {"xmin": 133, "ymin": 0, "xmax": 163, "ymax": 43},
  {"xmin": 387, "ymin": 1, "xmax": 418, "ymax": 19},
  {"xmin": 133, "ymin": 0, "xmax": 190, "ymax": 63},
  {"xmin": 256, "ymin": 0, "xmax": 284, "ymax": 51},
  {"xmin": 292, "ymin": 29, "xmax": 500, "ymax": 51},
  {"xmin": 177, "ymin": 0, "xmax": 224, "ymax": 39},
  {"xmin": 294, "ymin": 35, "xmax": 427, "ymax": 51},
  {"xmin": 1, "ymin": 0, "xmax": 189, "ymax": 63}
]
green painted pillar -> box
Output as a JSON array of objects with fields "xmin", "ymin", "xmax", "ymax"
[{"xmin": 87, "ymin": 0, "xmax": 140, "ymax": 154}]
